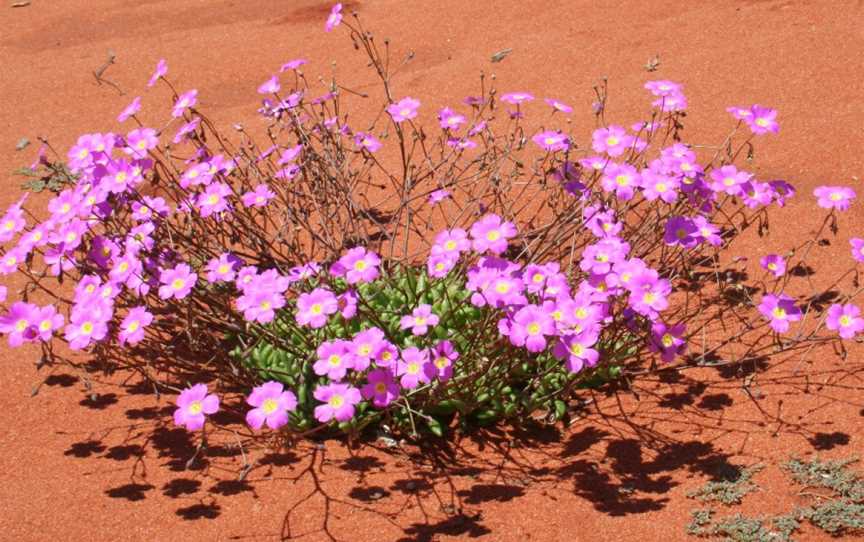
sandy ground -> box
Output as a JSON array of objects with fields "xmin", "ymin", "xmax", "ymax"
[{"xmin": 1, "ymin": 0, "xmax": 863, "ymax": 540}]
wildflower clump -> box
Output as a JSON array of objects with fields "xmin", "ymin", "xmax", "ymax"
[{"xmin": 2, "ymin": 5, "xmax": 862, "ymax": 442}]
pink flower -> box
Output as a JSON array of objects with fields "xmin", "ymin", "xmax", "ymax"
[
  {"xmin": 532, "ymin": 130, "xmax": 570, "ymax": 152},
  {"xmin": 0, "ymin": 302, "xmax": 39, "ymax": 347},
  {"xmin": 125, "ymin": 128, "xmax": 158, "ymax": 158},
  {"xmin": 314, "ymin": 340, "xmax": 356, "ymax": 380},
  {"xmin": 648, "ymin": 322, "xmax": 687, "ymax": 363},
  {"xmin": 324, "ymin": 3, "xmax": 343, "ymax": 32},
  {"xmin": 313, "ymin": 382, "xmax": 361, "ymax": 423},
  {"xmin": 173, "ymin": 117, "xmax": 201, "ymax": 144},
  {"xmin": 746, "ymin": 105, "xmax": 779, "ymax": 135},
  {"xmin": 117, "ymin": 96, "xmax": 141, "ymax": 122},
  {"xmin": 470, "ymin": 214, "xmax": 517, "ymax": 255},
  {"xmin": 760, "ymin": 254, "xmax": 786, "ymax": 278},
  {"xmin": 758, "ymin": 294, "xmax": 801, "ymax": 333},
  {"xmin": 119, "ymin": 307, "xmax": 153, "ymax": 346},
  {"xmin": 644, "ymin": 80, "xmax": 682, "ymax": 97},
  {"xmin": 354, "ymin": 132, "xmax": 382, "ymax": 153},
  {"xmin": 400, "ymin": 304, "xmax": 439, "ymax": 336},
  {"xmin": 428, "ymin": 189, "xmax": 451, "ymax": 205},
  {"xmin": 386, "ymin": 97, "xmax": 420, "ymax": 123},
  {"xmin": 553, "ymin": 331, "xmax": 600, "ymax": 372},
  {"xmin": 396, "ymin": 347, "xmax": 433, "ymax": 389},
  {"xmin": 825, "ymin": 303, "xmax": 864, "ymax": 340},
  {"xmin": 241, "ymin": 184, "xmax": 276, "ymax": 208},
  {"xmin": 280, "ymin": 59, "xmax": 307, "ymax": 72},
  {"xmin": 296, "ymin": 288, "xmax": 338, "ymax": 328},
  {"xmin": 147, "ymin": 59, "xmax": 167, "ymax": 87},
  {"xmin": 438, "ymin": 107, "xmax": 466, "ymax": 130},
  {"xmin": 500, "ymin": 92, "xmax": 534, "ymax": 105},
  {"xmin": 507, "ymin": 304, "xmax": 555, "ymax": 353},
  {"xmin": 592, "ymin": 126, "xmax": 633, "ymax": 157},
  {"xmin": 172, "ymin": 89, "xmax": 198, "ymax": 118},
  {"xmin": 813, "ymin": 186, "xmax": 856, "ymax": 211},
  {"xmin": 257, "ymin": 75, "xmax": 280, "ymax": 95},
  {"xmin": 361, "ymin": 369, "xmax": 400, "ymax": 407},
  {"xmin": 246, "ymin": 381, "xmax": 297, "ymax": 430},
  {"xmin": 430, "ymin": 340, "xmax": 458, "ymax": 381},
  {"xmin": 851, "ymin": 238, "xmax": 864, "ymax": 263},
  {"xmin": 196, "ymin": 182, "xmax": 232, "ymax": 217},
  {"xmin": 334, "ymin": 247, "xmax": 381, "ymax": 284},
  {"xmin": 173, "ymin": 384, "xmax": 219, "ymax": 431},
  {"xmin": 544, "ymin": 98, "xmax": 573, "ymax": 113},
  {"xmin": 158, "ymin": 263, "xmax": 197, "ymax": 300}
]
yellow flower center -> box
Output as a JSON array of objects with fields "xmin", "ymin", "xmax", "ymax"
[
  {"xmin": 15, "ymin": 319, "xmax": 28, "ymax": 332},
  {"xmin": 839, "ymin": 315, "xmax": 852, "ymax": 327},
  {"xmin": 767, "ymin": 263, "xmax": 777, "ymax": 271},
  {"xmin": 414, "ymin": 317, "xmax": 426, "ymax": 326},
  {"xmin": 445, "ymin": 240, "xmax": 457, "ymax": 251},
  {"xmin": 217, "ymin": 264, "xmax": 230, "ymax": 274},
  {"xmin": 723, "ymin": 177, "xmax": 736, "ymax": 186},
  {"xmin": 188, "ymin": 400, "xmax": 203, "ymax": 414},
  {"xmin": 661, "ymin": 334, "xmax": 674, "ymax": 347},
  {"xmin": 127, "ymin": 321, "xmax": 139, "ymax": 332},
  {"xmin": 380, "ymin": 351, "xmax": 392, "ymax": 361},
  {"xmin": 260, "ymin": 301, "xmax": 271, "ymax": 310},
  {"xmin": 375, "ymin": 382, "xmax": 387, "ymax": 393},
  {"xmin": 171, "ymin": 278, "xmax": 185, "ymax": 290},
  {"xmin": 830, "ymin": 193, "xmax": 843, "ymax": 201},
  {"xmin": 570, "ymin": 343, "xmax": 584, "ymax": 356},
  {"xmin": 81, "ymin": 322, "xmax": 94, "ymax": 334},
  {"xmin": 3, "ymin": 221, "xmax": 14, "ymax": 231},
  {"xmin": 118, "ymin": 262, "xmax": 129, "ymax": 273},
  {"xmin": 606, "ymin": 136, "xmax": 619, "ymax": 146},
  {"xmin": 655, "ymin": 183, "xmax": 667, "ymax": 193},
  {"xmin": 615, "ymin": 175, "xmax": 629, "ymax": 186},
  {"xmin": 575, "ymin": 308, "xmax": 588, "ymax": 319},
  {"xmin": 532, "ymin": 273, "xmax": 544, "ymax": 283},
  {"xmin": 755, "ymin": 118, "xmax": 769, "ymax": 127},
  {"xmin": 527, "ymin": 322, "xmax": 541, "ymax": 335},
  {"xmin": 772, "ymin": 307, "xmax": 787, "ymax": 319},
  {"xmin": 39, "ymin": 320, "xmax": 52, "ymax": 332},
  {"xmin": 643, "ymin": 293, "xmax": 657, "ymax": 304},
  {"xmin": 262, "ymin": 398, "xmax": 278, "ymax": 414},
  {"xmin": 495, "ymin": 281, "xmax": 510, "ymax": 294},
  {"xmin": 434, "ymin": 356, "xmax": 449, "ymax": 369},
  {"xmin": 486, "ymin": 230, "xmax": 500, "ymax": 242},
  {"xmin": 206, "ymin": 194, "xmax": 219, "ymax": 205},
  {"xmin": 328, "ymin": 354, "xmax": 342, "ymax": 366},
  {"xmin": 406, "ymin": 362, "xmax": 420, "ymax": 374},
  {"xmin": 353, "ymin": 260, "xmax": 367, "ymax": 271},
  {"xmin": 328, "ymin": 395, "xmax": 345, "ymax": 408},
  {"xmin": 551, "ymin": 310, "xmax": 562, "ymax": 321}
]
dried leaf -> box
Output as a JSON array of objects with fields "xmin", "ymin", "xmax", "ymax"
[
  {"xmin": 645, "ymin": 54, "xmax": 661, "ymax": 72},
  {"xmin": 11, "ymin": 1, "xmax": 31, "ymax": 7},
  {"xmin": 490, "ymin": 48, "xmax": 512, "ymax": 63},
  {"xmin": 15, "ymin": 137, "xmax": 29, "ymax": 150}
]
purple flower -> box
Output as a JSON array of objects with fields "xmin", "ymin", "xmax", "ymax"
[
  {"xmin": 335, "ymin": 247, "xmax": 381, "ymax": 284},
  {"xmin": 173, "ymin": 116, "xmax": 201, "ymax": 144},
  {"xmin": 296, "ymin": 287, "xmax": 338, "ymax": 328},
  {"xmin": 592, "ymin": 125, "xmax": 633, "ymax": 157},
  {"xmin": 361, "ymin": 369, "xmax": 400, "ymax": 407},
  {"xmin": 826, "ymin": 303, "xmax": 864, "ymax": 340},
  {"xmin": 470, "ymin": 214, "xmax": 517, "ymax": 255},
  {"xmin": 544, "ymin": 98, "xmax": 573, "ymax": 113},
  {"xmin": 640, "ymin": 169, "xmax": 680, "ymax": 203},
  {"xmin": 430, "ymin": 340, "xmax": 458, "ymax": 381},
  {"xmin": 553, "ymin": 331, "xmax": 600, "ymax": 373},
  {"xmin": 314, "ymin": 340, "xmax": 356, "ymax": 380},
  {"xmin": 396, "ymin": 347, "xmax": 434, "ymax": 389},
  {"xmin": 0, "ymin": 302, "xmax": 39, "ymax": 347},
  {"xmin": 354, "ymin": 132, "xmax": 382, "ymax": 153},
  {"xmin": 851, "ymin": 238, "xmax": 864, "ymax": 263},
  {"xmin": 664, "ymin": 216, "xmax": 700, "ymax": 249},
  {"xmin": 758, "ymin": 294, "xmax": 801, "ymax": 333},
  {"xmin": 652, "ymin": 91, "xmax": 687, "ymax": 112},
  {"xmin": 241, "ymin": 184, "xmax": 276, "ymax": 208},
  {"xmin": 246, "ymin": 381, "xmax": 297, "ymax": 430},
  {"xmin": 313, "ymin": 382, "xmax": 361, "ymax": 423},
  {"xmin": 158, "ymin": 263, "xmax": 197, "ymax": 300},
  {"xmin": 746, "ymin": 105, "xmax": 779, "ymax": 135},
  {"xmin": 173, "ymin": 384, "xmax": 219, "ymax": 431},
  {"xmin": 147, "ymin": 59, "xmax": 167, "ymax": 87},
  {"xmin": 532, "ymin": 130, "xmax": 570, "ymax": 152},
  {"xmin": 172, "ymin": 89, "xmax": 198, "ymax": 118},
  {"xmin": 386, "ymin": 97, "xmax": 420, "ymax": 123},
  {"xmin": 427, "ymin": 252, "xmax": 458, "ymax": 278},
  {"xmin": 648, "ymin": 322, "xmax": 687, "ymax": 363},
  {"xmin": 628, "ymin": 271, "xmax": 671, "ymax": 319},
  {"xmin": 432, "ymin": 228, "xmax": 470, "ymax": 258},
  {"xmin": 373, "ymin": 341, "xmax": 399, "ymax": 368},
  {"xmin": 693, "ymin": 215, "xmax": 723, "ymax": 246},
  {"xmin": 257, "ymin": 75, "xmax": 280, "ymax": 95},
  {"xmin": 500, "ymin": 92, "xmax": 534, "ymax": 105},
  {"xmin": 769, "ymin": 180, "xmax": 796, "ymax": 206},
  {"xmin": 814, "ymin": 186, "xmax": 856, "ymax": 211},
  {"xmin": 117, "ymin": 96, "xmax": 141, "ymax": 123},
  {"xmin": 400, "ymin": 304, "xmax": 439, "ymax": 336},
  {"xmin": 580, "ymin": 238, "xmax": 630, "ymax": 275},
  {"xmin": 118, "ymin": 306, "xmax": 153, "ymax": 346},
  {"xmin": 760, "ymin": 254, "xmax": 786, "ymax": 278},
  {"xmin": 507, "ymin": 304, "xmax": 555, "ymax": 353},
  {"xmin": 644, "ymin": 80, "xmax": 682, "ymax": 97},
  {"xmin": 337, "ymin": 289, "xmax": 358, "ymax": 320},
  {"xmin": 324, "ymin": 3, "xmax": 343, "ymax": 32}
]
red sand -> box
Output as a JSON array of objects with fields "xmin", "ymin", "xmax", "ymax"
[{"xmin": 1, "ymin": 1, "xmax": 863, "ymax": 540}]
